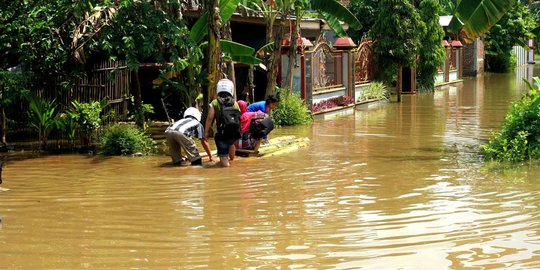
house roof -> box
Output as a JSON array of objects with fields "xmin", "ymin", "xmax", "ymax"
[
  {"xmin": 184, "ymin": 3, "xmax": 341, "ymax": 31},
  {"xmin": 439, "ymin": 15, "xmax": 453, "ymax": 27}
]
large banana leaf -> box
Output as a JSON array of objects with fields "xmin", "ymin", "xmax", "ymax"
[
  {"xmin": 230, "ymin": 55, "xmax": 262, "ymax": 65},
  {"xmin": 220, "ymin": 40, "xmax": 255, "ymax": 56},
  {"xmin": 190, "ymin": 0, "xmax": 241, "ymax": 42},
  {"xmin": 220, "ymin": 40, "xmax": 262, "ymax": 65},
  {"xmin": 320, "ymin": 12, "xmax": 347, "ymax": 38},
  {"xmin": 448, "ymin": 0, "xmax": 516, "ymax": 39},
  {"xmin": 310, "ymin": 0, "xmax": 361, "ymax": 30}
]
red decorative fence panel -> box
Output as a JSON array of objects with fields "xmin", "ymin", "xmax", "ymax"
[
  {"xmin": 354, "ymin": 38, "xmax": 374, "ymax": 84},
  {"xmin": 306, "ymin": 42, "xmax": 345, "ymax": 91}
]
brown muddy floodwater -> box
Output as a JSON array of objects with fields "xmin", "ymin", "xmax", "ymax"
[{"xmin": 2, "ymin": 67, "xmax": 540, "ymax": 269}]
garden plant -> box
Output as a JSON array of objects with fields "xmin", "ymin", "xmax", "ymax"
[{"xmin": 482, "ymin": 77, "xmax": 540, "ymax": 162}]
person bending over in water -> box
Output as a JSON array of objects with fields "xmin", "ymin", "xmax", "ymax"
[
  {"xmin": 165, "ymin": 107, "xmax": 213, "ymax": 166},
  {"xmin": 235, "ymin": 112, "xmax": 274, "ymax": 152}
]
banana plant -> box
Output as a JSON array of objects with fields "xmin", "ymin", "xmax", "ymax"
[
  {"xmin": 190, "ymin": 0, "xmax": 261, "ymax": 66},
  {"xmin": 310, "ymin": 0, "xmax": 361, "ymax": 38},
  {"xmin": 448, "ymin": 0, "xmax": 517, "ymax": 41},
  {"xmin": 221, "ymin": 40, "xmax": 262, "ymax": 65},
  {"xmin": 27, "ymin": 94, "xmax": 63, "ymax": 150}
]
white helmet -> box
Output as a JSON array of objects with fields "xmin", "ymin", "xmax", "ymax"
[
  {"xmin": 216, "ymin": 79, "xmax": 234, "ymax": 96},
  {"xmin": 183, "ymin": 107, "xmax": 201, "ymax": 122}
]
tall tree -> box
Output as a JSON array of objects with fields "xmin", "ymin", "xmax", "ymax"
[
  {"xmin": 417, "ymin": 0, "xmax": 446, "ymax": 91},
  {"xmin": 484, "ymin": 3, "xmax": 535, "ymax": 72},
  {"xmin": 347, "ymin": 0, "xmax": 378, "ymax": 43},
  {"xmin": 76, "ymin": 1, "xmax": 199, "ymax": 129},
  {"xmin": 369, "ymin": 0, "xmax": 422, "ymax": 84},
  {"xmin": 207, "ymin": 0, "xmax": 222, "ymax": 105}
]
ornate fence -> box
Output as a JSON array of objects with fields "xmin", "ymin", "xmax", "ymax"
[
  {"xmin": 436, "ymin": 41, "xmax": 463, "ymax": 85},
  {"xmin": 354, "ymin": 38, "xmax": 374, "ymax": 84},
  {"xmin": 449, "ymin": 48, "xmax": 457, "ymax": 70},
  {"xmin": 280, "ymin": 36, "xmax": 375, "ymax": 114},
  {"xmin": 306, "ymin": 40, "xmax": 345, "ymax": 92}
]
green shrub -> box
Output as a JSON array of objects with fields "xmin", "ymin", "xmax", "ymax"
[
  {"xmin": 486, "ymin": 52, "xmax": 514, "ymax": 73},
  {"xmin": 416, "ymin": 0, "xmax": 445, "ymax": 92},
  {"xmin": 70, "ymin": 98, "xmax": 109, "ymax": 146},
  {"xmin": 359, "ymin": 82, "xmax": 389, "ymax": 102},
  {"xmin": 99, "ymin": 124, "xmax": 156, "ymax": 155},
  {"xmin": 272, "ymin": 90, "xmax": 312, "ymax": 126},
  {"xmin": 481, "ymin": 77, "xmax": 540, "ymax": 162}
]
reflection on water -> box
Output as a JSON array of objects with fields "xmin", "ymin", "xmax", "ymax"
[{"xmin": 2, "ymin": 66, "xmax": 540, "ymax": 269}]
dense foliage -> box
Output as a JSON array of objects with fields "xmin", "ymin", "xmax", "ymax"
[
  {"xmin": 485, "ymin": 4, "xmax": 535, "ymax": 72},
  {"xmin": 347, "ymin": 0, "xmax": 378, "ymax": 43},
  {"xmin": 416, "ymin": 0, "xmax": 446, "ymax": 91},
  {"xmin": 100, "ymin": 124, "xmax": 156, "ymax": 155},
  {"xmin": 272, "ymin": 90, "xmax": 312, "ymax": 126},
  {"xmin": 69, "ymin": 99, "xmax": 109, "ymax": 146},
  {"xmin": 0, "ymin": 70, "xmax": 28, "ymax": 143},
  {"xmin": 482, "ymin": 77, "xmax": 540, "ymax": 162},
  {"xmin": 439, "ymin": 0, "xmax": 456, "ymax": 15},
  {"xmin": 96, "ymin": 1, "xmax": 200, "ymax": 73},
  {"xmin": 0, "ymin": 1, "xmax": 99, "ymax": 78},
  {"xmin": 369, "ymin": 0, "xmax": 423, "ymax": 84}
]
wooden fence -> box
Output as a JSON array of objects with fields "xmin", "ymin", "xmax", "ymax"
[
  {"xmin": 43, "ymin": 60, "xmax": 131, "ymax": 115},
  {"xmin": 6, "ymin": 60, "xmax": 131, "ymax": 144}
]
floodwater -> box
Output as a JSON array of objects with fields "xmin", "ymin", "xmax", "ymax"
[{"xmin": 2, "ymin": 66, "xmax": 540, "ymax": 269}]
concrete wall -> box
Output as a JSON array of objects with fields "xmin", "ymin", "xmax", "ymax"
[
  {"xmin": 435, "ymin": 72, "xmax": 445, "ymax": 84},
  {"xmin": 449, "ymin": 70, "xmax": 458, "ymax": 81},
  {"xmin": 354, "ymin": 83, "xmax": 372, "ymax": 102},
  {"xmin": 280, "ymin": 53, "xmax": 303, "ymax": 94},
  {"xmin": 312, "ymin": 87, "xmax": 347, "ymax": 105}
]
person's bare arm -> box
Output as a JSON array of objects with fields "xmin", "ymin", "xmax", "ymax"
[
  {"xmin": 204, "ymin": 105, "xmax": 215, "ymax": 140},
  {"xmin": 253, "ymin": 139, "xmax": 262, "ymax": 153},
  {"xmin": 200, "ymin": 138, "xmax": 213, "ymax": 162},
  {"xmin": 203, "ymin": 105, "xmax": 215, "ymax": 162}
]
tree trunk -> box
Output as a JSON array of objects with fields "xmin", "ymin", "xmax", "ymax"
[
  {"xmin": 248, "ymin": 66, "xmax": 255, "ymax": 103},
  {"xmin": 285, "ymin": 9, "xmax": 300, "ymax": 91},
  {"xmin": 265, "ymin": 16, "xmax": 286, "ymax": 98},
  {"xmin": 203, "ymin": 0, "xmax": 222, "ymax": 122},
  {"xmin": 222, "ymin": 21, "xmax": 236, "ymax": 99},
  {"xmin": 132, "ymin": 70, "xmax": 145, "ymax": 130},
  {"xmin": 1, "ymin": 106, "xmax": 6, "ymax": 144}
]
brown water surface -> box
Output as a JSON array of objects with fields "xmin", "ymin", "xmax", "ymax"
[{"xmin": 2, "ymin": 67, "xmax": 540, "ymax": 269}]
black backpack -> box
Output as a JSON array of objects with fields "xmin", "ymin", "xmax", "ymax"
[
  {"xmin": 249, "ymin": 114, "xmax": 274, "ymax": 139},
  {"xmin": 217, "ymin": 96, "xmax": 241, "ymax": 144}
]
